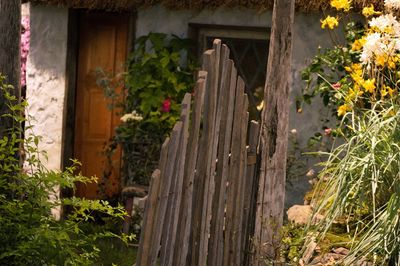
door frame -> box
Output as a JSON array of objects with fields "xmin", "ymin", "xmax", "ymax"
[{"xmin": 61, "ymin": 9, "xmax": 136, "ymax": 200}]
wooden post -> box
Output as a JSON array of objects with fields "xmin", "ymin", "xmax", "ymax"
[
  {"xmin": 0, "ymin": 0, "xmax": 21, "ymax": 137},
  {"xmin": 255, "ymin": 0, "xmax": 295, "ymax": 262}
]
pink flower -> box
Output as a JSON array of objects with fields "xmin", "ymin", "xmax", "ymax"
[
  {"xmin": 324, "ymin": 128, "xmax": 332, "ymax": 135},
  {"xmin": 21, "ymin": 16, "xmax": 30, "ymax": 87},
  {"xmin": 161, "ymin": 98, "xmax": 171, "ymax": 112},
  {"xmin": 332, "ymin": 82, "xmax": 341, "ymax": 90}
]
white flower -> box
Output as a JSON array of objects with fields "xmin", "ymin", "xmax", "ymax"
[
  {"xmin": 306, "ymin": 169, "xmax": 316, "ymax": 177},
  {"xmin": 361, "ymin": 32, "xmax": 383, "ymax": 64},
  {"xmin": 369, "ymin": 14, "xmax": 399, "ymax": 32},
  {"xmin": 120, "ymin": 110, "xmax": 143, "ymax": 122},
  {"xmin": 385, "ymin": 0, "xmax": 400, "ymax": 10}
]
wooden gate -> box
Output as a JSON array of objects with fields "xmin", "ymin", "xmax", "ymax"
[{"xmin": 136, "ymin": 39, "xmax": 261, "ymax": 266}]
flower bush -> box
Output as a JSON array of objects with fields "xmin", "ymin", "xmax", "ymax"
[
  {"xmin": 301, "ymin": 0, "xmax": 400, "ymax": 264},
  {"xmin": 0, "ymin": 75, "xmax": 131, "ymax": 265},
  {"xmin": 98, "ymin": 33, "xmax": 196, "ymax": 186}
]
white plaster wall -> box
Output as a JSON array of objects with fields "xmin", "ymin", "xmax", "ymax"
[
  {"xmin": 26, "ymin": 5, "xmax": 68, "ymax": 172},
  {"xmin": 137, "ymin": 5, "xmax": 335, "ymax": 207},
  {"xmin": 22, "ymin": 3, "xmax": 30, "ymax": 17}
]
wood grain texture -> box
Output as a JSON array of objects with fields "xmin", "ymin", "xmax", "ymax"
[
  {"xmin": 136, "ymin": 169, "xmax": 161, "ymax": 266},
  {"xmin": 243, "ymin": 121, "xmax": 260, "ymax": 265},
  {"xmin": 0, "ymin": 0, "xmax": 20, "ymax": 138},
  {"xmin": 164, "ymin": 93, "xmax": 191, "ymax": 266},
  {"xmin": 159, "ymin": 120, "xmax": 186, "ymax": 265},
  {"xmin": 255, "ymin": 0, "xmax": 295, "ymax": 262},
  {"xmin": 207, "ymin": 45, "xmax": 233, "ymax": 266},
  {"xmin": 174, "ymin": 77, "xmax": 206, "ymax": 266},
  {"xmin": 146, "ymin": 138, "xmax": 170, "ymax": 266},
  {"xmin": 199, "ymin": 40, "xmax": 221, "ymax": 266},
  {"xmin": 150, "ymin": 123, "xmax": 182, "ymax": 265},
  {"xmin": 224, "ymin": 77, "xmax": 245, "ymax": 266},
  {"xmin": 233, "ymin": 96, "xmax": 248, "ymax": 265}
]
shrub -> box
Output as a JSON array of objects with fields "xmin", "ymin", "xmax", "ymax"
[
  {"xmin": 0, "ymin": 75, "xmax": 130, "ymax": 265},
  {"xmin": 98, "ymin": 32, "xmax": 196, "ymax": 186}
]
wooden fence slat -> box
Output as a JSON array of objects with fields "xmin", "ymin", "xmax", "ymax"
[
  {"xmin": 208, "ymin": 45, "xmax": 232, "ymax": 266},
  {"xmin": 136, "ymin": 169, "xmax": 161, "ymax": 266},
  {"xmin": 242, "ymin": 121, "xmax": 261, "ymax": 265},
  {"xmin": 141, "ymin": 138, "xmax": 170, "ymax": 266},
  {"xmin": 234, "ymin": 94, "xmax": 249, "ymax": 265},
  {"xmin": 190, "ymin": 48, "xmax": 216, "ymax": 266},
  {"xmin": 160, "ymin": 120, "xmax": 187, "ymax": 265},
  {"xmin": 164, "ymin": 93, "xmax": 191, "ymax": 266},
  {"xmin": 150, "ymin": 123, "xmax": 182, "ymax": 265},
  {"xmin": 174, "ymin": 77, "xmax": 207, "ymax": 266},
  {"xmin": 224, "ymin": 77, "xmax": 245, "ymax": 266},
  {"xmin": 199, "ymin": 39, "xmax": 221, "ymax": 266}
]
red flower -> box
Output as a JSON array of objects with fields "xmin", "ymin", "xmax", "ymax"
[
  {"xmin": 332, "ymin": 82, "xmax": 341, "ymax": 90},
  {"xmin": 161, "ymin": 98, "xmax": 171, "ymax": 112},
  {"xmin": 324, "ymin": 128, "xmax": 332, "ymax": 135}
]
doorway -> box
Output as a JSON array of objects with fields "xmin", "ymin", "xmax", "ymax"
[{"xmin": 73, "ymin": 12, "xmax": 129, "ymax": 199}]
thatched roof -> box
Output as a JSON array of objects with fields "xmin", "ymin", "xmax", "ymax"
[{"xmin": 27, "ymin": 0, "xmax": 385, "ymax": 12}]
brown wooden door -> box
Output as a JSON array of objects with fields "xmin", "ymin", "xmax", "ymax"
[{"xmin": 74, "ymin": 12, "xmax": 128, "ymax": 199}]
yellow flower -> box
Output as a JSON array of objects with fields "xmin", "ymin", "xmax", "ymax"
[
  {"xmin": 351, "ymin": 73, "xmax": 364, "ymax": 85},
  {"xmin": 351, "ymin": 39, "xmax": 365, "ymax": 51},
  {"xmin": 338, "ymin": 104, "xmax": 352, "ymax": 116},
  {"xmin": 375, "ymin": 55, "xmax": 386, "ymax": 67},
  {"xmin": 388, "ymin": 60, "xmax": 396, "ymax": 69},
  {"xmin": 352, "ymin": 63, "xmax": 363, "ymax": 71},
  {"xmin": 388, "ymin": 56, "xmax": 398, "ymax": 69},
  {"xmin": 362, "ymin": 78, "xmax": 376, "ymax": 93},
  {"xmin": 362, "ymin": 5, "xmax": 380, "ymax": 17},
  {"xmin": 331, "ymin": 0, "xmax": 352, "ymax": 12},
  {"xmin": 345, "ymin": 85, "xmax": 363, "ymax": 102},
  {"xmin": 321, "ymin": 16, "xmax": 339, "ymax": 30},
  {"xmin": 385, "ymin": 85, "xmax": 396, "ymax": 97},
  {"xmin": 381, "ymin": 86, "xmax": 388, "ymax": 97}
]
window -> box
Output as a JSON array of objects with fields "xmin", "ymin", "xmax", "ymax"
[{"xmin": 190, "ymin": 24, "xmax": 270, "ymax": 118}]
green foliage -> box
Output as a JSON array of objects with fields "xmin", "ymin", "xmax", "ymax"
[
  {"xmin": 280, "ymin": 224, "xmax": 307, "ymax": 264},
  {"xmin": 300, "ymin": 21, "xmax": 364, "ymax": 117},
  {"xmin": 125, "ymin": 33, "xmax": 195, "ymax": 123},
  {"xmin": 301, "ymin": 6, "xmax": 400, "ymax": 263},
  {"xmin": 99, "ymin": 32, "xmax": 196, "ymax": 186},
  {"xmin": 0, "ymin": 75, "xmax": 130, "ymax": 265},
  {"xmin": 308, "ymin": 102, "xmax": 400, "ymax": 264}
]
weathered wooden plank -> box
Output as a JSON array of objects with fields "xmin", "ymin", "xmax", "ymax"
[
  {"xmin": 223, "ymin": 77, "xmax": 245, "ymax": 266},
  {"xmin": 150, "ymin": 123, "xmax": 182, "ymax": 265},
  {"xmin": 190, "ymin": 49, "xmax": 215, "ymax": 266},
  {"xmin": 174, "ymin": 76, "xmax": 207, "ymax": 266},
  {"xmin": 242, "ymin": 121, "xmax": 260, "ymax": 266},
  {"xmin": 199, "ymin": 39, "xmax": 221, "ymax": 266},
  {"xmin": 136, "ymin": 169, "xmax": 161, "ymax": 266},
  {"xmin": 159, "ymin": 120, "xmax": 187, "ymax": 265},
  {"xmin": 233, "ymin": 95, "xmax": 249, "ymax": 265},
  {"xmin": 208, "ymin": 45, "xmax": 233, "ymax": 266},
  {"xmin": 142, "ymin": 138, "xmax": 170, "ymax": 266},
  {"xmin": 256, "ymin": 0, "xmax": 295, "ymax": 262},
  {"xmin": 163, "ymin": 93, "xmax": 192, "ymax": 266}
]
